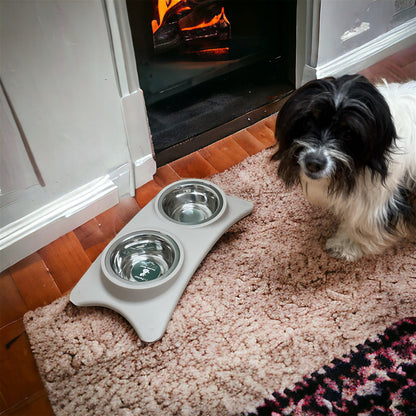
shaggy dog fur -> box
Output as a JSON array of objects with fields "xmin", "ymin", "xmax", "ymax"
[{"xmin": 272, "ymin": 74, "xmax": 416, "ymax": 260}]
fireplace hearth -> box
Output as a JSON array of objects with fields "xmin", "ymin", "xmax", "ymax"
[{"xmin": 127, "ymin": 0, "xmax": 296, "ymax": 165}]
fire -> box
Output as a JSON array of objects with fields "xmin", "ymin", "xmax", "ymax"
[
  {"xmin": 188, "ymin": 47, "xmax": 230, "ymax": 58},
  {"xmin": 151, "ymin": 0, "xmax": 231, "ymax": 57},
  {"xmin": 181, "ymin": 7, "xmax": 229, "ymax": 31},
  {"xmin": 152, "ymin": 0, "xmax": 189, "ymax": 34},
  {"xmin": 152, "ymin": 1, "xmax": 230, "ymax": 34}
]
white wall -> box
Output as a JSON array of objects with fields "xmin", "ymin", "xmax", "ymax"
[
  {"xmin": 0, "ymin": 0, "xmax": 156, "ymax": 270},
  {"xmin": 0, "ymin": 82, "xmax": 39, "ymax": 195},
  {"xmin": 297, "ymin": 0, "xmax": 416, "ymax": 86},
  {"xmin": 0, "ymin": 0, "xmax": 132, "ymax": 224},
  {"xmin": 317, "ymin": 0, "xmax": 414, "ymax": 66}
]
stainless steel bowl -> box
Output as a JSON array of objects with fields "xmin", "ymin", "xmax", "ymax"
[
  {"xmin": 158, "ymin": 180, "xmax": 225, "ymax": 225},
  {"xmin": 103, "ymin": 231, "xmax": 181, "ymax": 288}
]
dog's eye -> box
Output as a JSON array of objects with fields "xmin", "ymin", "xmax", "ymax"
[
  {"xmin": 345, "ymin": 128, "xmax": 357, "ymax": 139},
  {"xmin": 312, "ymin": 108, "xmax": 322, "ymax": 120},
  {"xmin": 338, "ymin": 122, "xmax": 354, "ymax": 138}
]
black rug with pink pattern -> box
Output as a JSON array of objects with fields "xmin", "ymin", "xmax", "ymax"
[{"xmin": 247, "ymin": 317, "xmax": 416, "ymax": 416}]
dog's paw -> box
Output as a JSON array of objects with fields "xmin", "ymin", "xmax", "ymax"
[{"xmin": 325, "ymin": 236, "xmax": 364, "ymax": 261}]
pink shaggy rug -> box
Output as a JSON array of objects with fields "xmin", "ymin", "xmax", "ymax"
[{"xmin": 24, "ymin": 148, "xmax": 416, "ymax": 416}]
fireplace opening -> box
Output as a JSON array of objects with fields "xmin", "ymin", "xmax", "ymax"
[{"xmin": 126, "ymin": 0, "xmax": 296, "ymax": 166}]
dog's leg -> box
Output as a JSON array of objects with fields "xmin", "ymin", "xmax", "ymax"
[
  {"xmin": 326, "ymin": 217, "xmax": 400, "ymax": 261},
  {"xmin": 325, "ymin": 224, "xmax": 365, "ymax": 261}
]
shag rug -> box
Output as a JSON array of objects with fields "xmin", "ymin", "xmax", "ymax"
[
  {"xmin": 248, "ymin": 317, "xmax": 416, "ymax": 415},
  {"xmin": 24, "ymin": 148, "xmax": 416, "ymax": 416}
]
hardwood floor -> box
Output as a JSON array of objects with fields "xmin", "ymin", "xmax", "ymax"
[{"xmin": 1, "ymin": 45, "xmax": 414, "ymax": 416}]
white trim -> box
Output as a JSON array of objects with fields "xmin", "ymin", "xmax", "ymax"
[
  {"xmin": 103, "ymin": 0, "xmax": 140, "ymax": 96},
  {"xmin": 134, "ymin": 154, "xmax": 157, "ymax": 188},
  {"xmin": 301, "ymin": 18, "xmax": 416, "ymax": 84},
  {"xmin": 0, "ymin": 175, "xmax": 121, "ymax": 272},
  {"xmin": 121, "ymin": 91, "xmax": 157, "ymax": 189},
  {"xmin": 109, "ymin": 162, "xmax": 132, "ymax": 198},
  {"xmin": 296, "ymin": 0, "xmax": 321, "ymax": 87},
  {"xmin": 104, "ymin": 0, "xmax": 157, "ymax": 190}
]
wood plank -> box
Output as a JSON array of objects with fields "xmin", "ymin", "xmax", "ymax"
[
  {"xmin": 263, "ymin": 113, "xmax": 278, "ymax": 132},
  {"xmin": 198, "ymin": 136, "xmax": 249, "ymax": 172},
  {"xmin": 169, "ymin": 152, "xmax": 219, "ymax": 178},
  {"xmin": 9, "ymin": 254, "xmax": 61, "ymax": 311},
  {"xmin": 360, "ymin": 60, "xmax": 409, "ymax": 84},
  {"xmin": 388, "ymin": 44, "xmax": 416, "ymax": 69},
  {"xmin": 135, "ymin": 180, "xmax": 163, "ymax": 208},
  {"xmin": 0, "ymin": 395, "xmax": 6, "ymax": 413},
  {"xmin": 72, "ymin": 217, "xmax": 101, "ymax": 249},
  {"xmin": 402, "ymin": 61, "xmax": 416, "ymax": 80},
  {"xmin": 359, "ymin": 44, "xmax": 415, "ymax": 84},
  {"xmin": 246, "ymin": 121, "xmax": 276, "ymax": 148},
  {"xmin": 73, "ymin": 218, "xmax": 112, "ymax": 262},
  {"xmin": 0, "ymin": 320, "xmax": 45, "ymax": 409},
  {"xmin": 72, "ymin": 218, "xmax": 103, "ymax": 261},
  {"xmin": 95, "ymin": 197, "xmax": 139, "ymax": 236},
  {"xmin": 84, "ymin": 241, "xmax": 111, "ymax": 263},
  {"xmin": 74, "ymin": 197, "xmax": 140, "ymax": 257},
  {"xmin": 153, "ymin": 164, "xmax": 182, "ymax": 187},
  {"xmin": 0, "ymin": 270, "xmax": 28, "ymax": 328},
  {"xmin": 37, "ymin": 232, "xmax": 91, "ymax": 294},
  {"xmin": 2, "ymin": 391, "xmax": 54, "ymax": 416},
  {"xmin": 229, "ymin": 129, "xmax": 266, "ymax": 156}
]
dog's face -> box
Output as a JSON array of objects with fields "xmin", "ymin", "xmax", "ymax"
[{"xmin": 272, "ymin": 74, "xmax": 396, "ymax": 194}]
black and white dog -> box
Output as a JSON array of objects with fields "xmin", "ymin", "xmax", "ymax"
[{"xmin": 272, "ymin": 74, "xmax": 416, "ymax": 260}]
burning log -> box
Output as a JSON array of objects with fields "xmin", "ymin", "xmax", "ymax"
[
  {"xmin": 152, "ymin": 0, "xmax": 231, "ymax": 57},
  {"xmin": 152, "ymin": 0, "xmax": 190, "ymax": 53},
  {"xmin": 180, "ymin": 6, "xmax": 230, "ymax": 52}
]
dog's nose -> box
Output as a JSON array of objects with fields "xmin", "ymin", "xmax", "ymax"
[{"xmin": 303, "ymin": 153, "xmax": 327, "ymax": 174}]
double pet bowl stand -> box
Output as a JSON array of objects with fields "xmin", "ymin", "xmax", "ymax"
[{"xmin": 70, "ymin": 179, "xmax": 253, "ymax": 343}]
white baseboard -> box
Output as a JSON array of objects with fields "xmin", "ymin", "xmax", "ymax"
[
  {"xmin": 134, "ymin": 154, "xmax": 157, "ymax": 189},
  {"xmin": 0, "ymin": 149, "xmax": 157, "ymax": 272},
  {"xmin": 0, "ymin": 173, "xmax": 122, "ymax": 272},
  {"xmin": 302, "ymin": 18, "xmax": 416, "ymax": 84}
]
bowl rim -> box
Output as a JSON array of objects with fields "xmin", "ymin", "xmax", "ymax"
[
  {"xmin": 155, "ymin": 179, "xmax": 227, "ymax": 227},
  {"xmin": 101, "ymin": 229, "xmax": 184, "ymax": 290}
]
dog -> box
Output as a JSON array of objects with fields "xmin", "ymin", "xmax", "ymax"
[{"xmin": 272, "ymin": 74, "xmax": 416, "ymax": 261}]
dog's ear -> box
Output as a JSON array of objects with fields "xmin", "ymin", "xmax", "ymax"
[
  {"xmin": 270, "ymin": 89, "xmax": 308, "ymax": 186},
  {"xmin": 335, "ymin": 75, "xmax": 397, "ymax": 180},
  {"xmin": 271, "ymin": 148, "xmax": 280, "ymax": 161},
  {"xmin": 271, "ymin": 80, "xmax": 324, "ymax": 162},
  {"xmin": 271, "ymin": 89, "xmax": 305, "ymax": 161}
]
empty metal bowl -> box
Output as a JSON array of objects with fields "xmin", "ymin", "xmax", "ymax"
[
  {"xmin": 102, "ymin": 231, "xmax": 182, "ymax": 289},
  {"xmin": 157, "ymin": 180, "xmax": 225, "ymax": 225}
]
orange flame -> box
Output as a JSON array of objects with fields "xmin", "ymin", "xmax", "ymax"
[
  {"xmin": 189, "ymin": 47, "xmax": 230, "ymax": 57},
  {"xmin": 152, "ymin": 0, "xmax": 189, "ymax": 34},
  {"xmin": 181, "ymin": 7, "xmax": 229, "ymax": 31}
]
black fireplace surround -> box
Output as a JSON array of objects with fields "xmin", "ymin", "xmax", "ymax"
[{"xmin": 126, "ymin": 0, "xmax": 296, "ymax": 165}]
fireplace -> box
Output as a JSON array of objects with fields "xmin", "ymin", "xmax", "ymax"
[{"xmin": 126, "ymin": 0, "xmax": 296, "ymax": 165}]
